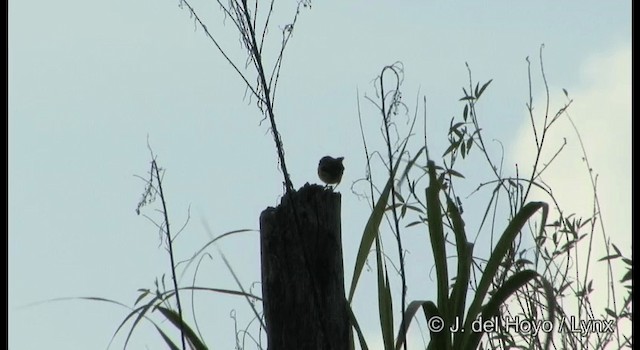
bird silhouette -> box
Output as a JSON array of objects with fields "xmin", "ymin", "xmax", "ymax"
[{"xmin": 318, "ymin": 156, "xmax": 345, "ymax": 187}]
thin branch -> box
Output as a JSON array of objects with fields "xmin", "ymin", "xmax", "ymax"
[
  {"xmin": 379, "ymin": 64, "xmax": 408, "ymax": 350},
  {"xmin": 152, "ymin": 160, "xmax": 187, "ymax": 350},
  {"xmin": 179, "ymin": 0, "xmax": 264, "ymax": 105}
]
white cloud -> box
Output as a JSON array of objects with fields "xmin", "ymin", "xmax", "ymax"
[{"xmin": 509, "ymin": 44, "xmax": 631, "ymax": 346}]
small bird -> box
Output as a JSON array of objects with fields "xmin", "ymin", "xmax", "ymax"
[{"xmin": 318, "ymin": 156, "xmax": 345, "ymax": 187}]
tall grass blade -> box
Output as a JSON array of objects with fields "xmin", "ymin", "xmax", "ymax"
[
  {"xmin": 394, "ymin": 299, "xmax": 430, "ymax": 350},
  {"xmin": 157, "ymin": 305, "xmax": 208, "ymax": 350},
  {"xmin": 375, "ymin": 236, "xmax": 394, "ymax": 350},
  {"xmin": 153, "ymin": 323, "xmax": 181, "ymax": 350},
  {"xmin": 425, "ymin": 160, "xmax": 451, "ymax": 348},
  {"xmin": 446, "ymin": 194, "xmax": 473, "ymax": 347},
  {"xmin": 347, "ymin": 303, "xmax": 369, "ymax": 350},
  {"xmin": 465, "ymin": 270, "xmax": 555, "ymax": 350},
  {"xmin": 460, "ymin": 201, "xmax": 549, "ymax": 348},
  {"xmin": 420, "ymin": 301, "xmax": 445, "ymax": 350}
]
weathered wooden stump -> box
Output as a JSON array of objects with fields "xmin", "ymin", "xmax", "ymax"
[{"xmin": 260, "ymin": 183, "xmax": 348, "ymax": 350}]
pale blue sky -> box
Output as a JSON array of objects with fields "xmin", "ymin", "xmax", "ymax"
[{"xmin": 9, "ymin": 1, "xmax": 631, "ymax": 349}]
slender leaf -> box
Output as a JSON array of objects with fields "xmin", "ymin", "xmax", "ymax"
[
  {"xmin": 611, "ymin": 243, "xmax": 622, "ymax": 256},
  {"xmin": 460, "ymin": 201, "xmax": 548, "ymax": 348},
  {"xmin": 447, "ymin": 194, "xmax": 474, "ymax": 348},
  {"xmin": 153, "ymin": 323, "xmax": 181, "ymax": 350},
  {"xmin": 539, "ymin": 274, "xmax": 556, "ymax": 350},
  {"xmin": 442, "ymin": 141, "xmax": 458, "ymax": 158},
  {"xmin": 134, "ymin": 289, "xmax": 151, "ymax": 306},
  {"xmin": 598, "ymin": 254, "xmax": 621, "ymax": 262},
  {"xmin": 375, "ymin": 236, "xmax": 394, "ymax": 350},
  {"xmin": 425, "ymin": 160, "xmax": 451, "ymax": 348},
  {"xmin": 395, "ymin": 300, "xmax": 431, "ymax": 350},
  {"xmin": 157, "ymin": 306, "xmax": 208, "ymax": 350},
  {"xmin": 477, "ymin": 79, "xmax": 493, "ymax": 98},
  {"xmin": 445, "ymin": 168, "xmax": 465, "ymax": 178},
  {"xmin": 451, "ymin": 122, "xmax": 465, "ymax": 130},
  {"xmin": 348, "ymin": 304, "xmax": 369, "ymax": 350},
  {"xmin": 175, "ymin": 286, "xmax": 261, "ymax": 300},
  {"xmin": 421, "ymin": 301, "xmax": 446, "ymax": 350},
  {"xmin": 466, "ymin": 271, "xmax": 555, "ymax": 350},
  {"xmin": 465, "ymin": 270, "xmax": 537, "ymax": 349},
  {"xmin": 121, "ymin": 300, "xmax": 159, "ymax": 349},
  {"xmin": 621, "ymin": 270, "xmax": 632, "ymax": 283},
  {"xmin": 183, "ymin": 229, "xmax": 255, "ymax": 275}
]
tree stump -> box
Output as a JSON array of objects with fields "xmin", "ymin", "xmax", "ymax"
[{"xmin": 260, "ymin": 183, "xmax": 348, "ymax": 350}]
